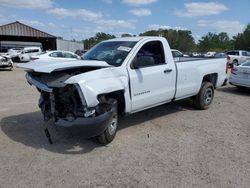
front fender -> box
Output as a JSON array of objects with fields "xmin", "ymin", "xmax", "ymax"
[{"xmin": 65, "ymin": 67, "xmax": 129, "ymax": 107}]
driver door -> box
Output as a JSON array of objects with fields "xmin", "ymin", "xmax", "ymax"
[{"xmin": 128, "ymin": 40, "xmax": 176, "ymax": 112}]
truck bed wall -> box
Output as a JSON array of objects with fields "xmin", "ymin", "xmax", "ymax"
[{"xmin": 175, "ymin": 58, "xmax": 227, "ymax": 100}]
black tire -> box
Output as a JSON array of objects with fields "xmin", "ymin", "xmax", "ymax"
[
  {"xmin": 12, "ymin": 56, "xmax": 20, "ymax": 63},
  {"xmin": 236, "ymin": 86, "xmax": 246, "ymax": 91},
  {"xmin": 9, "ymin": 64, "xmax": 13, "ymax": 71},
  {"xmin": 193, "ymin": 82, "xmax": 214, "ymax": 110},
  {"xmin": 96, "ymin": 99, "xmax": 118, "ymax": 145}
]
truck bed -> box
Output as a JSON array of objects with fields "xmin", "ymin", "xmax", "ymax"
[{"xmin": 174, "ymin": 57, "xmax": 227, "ymax": 100}]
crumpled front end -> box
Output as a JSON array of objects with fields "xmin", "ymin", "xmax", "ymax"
[{"xmin": 26, "ymin": 71, "xmax": 115, "ymax": 139}]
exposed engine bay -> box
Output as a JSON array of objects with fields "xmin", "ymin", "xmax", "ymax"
[{"xmin": 38, "ymin": 85, "xmax": 113, "ymax": 122}]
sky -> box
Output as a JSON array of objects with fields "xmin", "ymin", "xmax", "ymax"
[{"xmin": 0, "ymin": 0, "xmax": 249, "ymax": 42}]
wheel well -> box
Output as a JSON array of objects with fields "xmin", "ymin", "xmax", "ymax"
[
  {"xmin": 202, "ymin": 73, "xmax": 218, "ymax": 87},
  {"xmin": 102, "ymin": 90, "xmax": 125, "ymax": 115}
]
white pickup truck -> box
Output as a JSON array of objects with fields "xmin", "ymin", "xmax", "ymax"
[
  {"xmin": 18, "ymin": 37, "xmax": 228, "ymax": 144},
  {"xmin": 227, "ymin": 50, "xmax": 250, "ymax": 67}
]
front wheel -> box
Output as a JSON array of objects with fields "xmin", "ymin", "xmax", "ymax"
[
  {"xmin": 96, "ymin": 99, "xmax": 118, "ymax": 145},
  {"xmin": 193, "ymin": 82, "xmax": 214, "ymax": 110}
]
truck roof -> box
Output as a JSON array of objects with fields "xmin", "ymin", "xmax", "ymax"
[{"xmin": 106, "ymin": 36, "xmax": 165, "ymax": 42}]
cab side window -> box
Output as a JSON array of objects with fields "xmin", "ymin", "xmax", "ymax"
[{"xmin": 132, "ymin": 41, "xmax": 165, "ymax": 68}]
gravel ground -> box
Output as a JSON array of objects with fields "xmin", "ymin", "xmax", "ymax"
[{"xmin": 0, "ymin": 67, "xmax": 249, "ymax": 188}]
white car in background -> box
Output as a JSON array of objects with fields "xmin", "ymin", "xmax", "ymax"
[
  {"xmin": 31, "ymin": 51, "xmax": 80, "ymax": 62},
  {"xmin": 0, "ymin": 55, "xmax": 13, "ymax": 70},
  {"xmin": 229, "ymin": 61, "xmax": 250, "ymax": 89},
  {"xmin": 204, "ymin": 52, "xmax": 216, "ymax": 57},
  {"xmin": 227, "ymin": 50, "xmax": 250, "ymax": 67},
  {"xmin": 191, "ymin": 52, "xmax": 202, "ymax": 57},
  {"xmin": 7, "ymin": 48, "xmax": 23, "ymax": 57},
  {"xmin": 19, "ymin": 47, "xmax": 42, "ymax": 62},
  {"xmin": 6, "ymin": 48, "xmax": 23, "ymax": 62}
]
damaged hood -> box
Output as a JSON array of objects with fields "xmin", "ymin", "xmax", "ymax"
[{"xmin": 17, "ymin": 59, "xmax": 111, "ymax": 73}]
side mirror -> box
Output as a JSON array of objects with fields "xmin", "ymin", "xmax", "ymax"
[{"xmin": 133, "ymin": 55, "xmax": 155, "ymax": 69}]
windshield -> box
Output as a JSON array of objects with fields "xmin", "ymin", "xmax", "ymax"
[{"xmin": 82, "ymin": 41, "xmax": 137, "ymax": 66}]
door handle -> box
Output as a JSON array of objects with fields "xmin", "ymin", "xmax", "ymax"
[{"xmin": 164, "ymin": 69, "xmax": 172, "ymax": 73}]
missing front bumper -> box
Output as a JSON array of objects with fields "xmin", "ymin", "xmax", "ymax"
[{"xmin": 55, "ymin": 109, "xmax": 114, "ymax": 138}]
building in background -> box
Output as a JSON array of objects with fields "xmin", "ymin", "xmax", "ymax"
[
  {"xmin": 56, "ymin": 39, "xmax": 84, "ymax": 52},
  {"xmin": 0, "ymin": 21, "xmax": 84, "ymax": 53}
]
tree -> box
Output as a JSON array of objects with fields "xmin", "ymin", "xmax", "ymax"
[
  {"xmin": 84, "ymin": 32, "xmax": 116, "ymax": 49},
  {"xmin": 121, "ymin": 33, "xmax": 135, "ymax": 37},
  {"xmin": 139, "ymin": 29, "xmax": 195, "ymax": 52},
  {"xmin": 233, "ymin": 24, "xmax": 250, "ymax": 50},
  {"xmin": 139, "ymin": 30, "xmax": 160, "ymax": 37},
  {"xmin": 81, "ymin": 25, "xmax": 250, "ymax": 52},
  {"xmin": 197, "ymin": 32, "xmax": 233, "ymax": 52}
]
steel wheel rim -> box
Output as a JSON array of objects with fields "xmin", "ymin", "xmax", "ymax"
[
  {"xmin": 204, "ymin": 88, "xmax": 213, "ymax": 105},
  {"xmin": 107, "ymin": 113, "xmax": 117, "ymax": 135}
]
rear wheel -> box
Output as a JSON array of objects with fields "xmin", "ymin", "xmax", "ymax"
[
  {"xmin": 96, "ymin": 99, "xmax": 118, "ymax": 145},
  {"xmin": 193, "ymin": 82, "xmax": 214, "ymax": 110}
]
